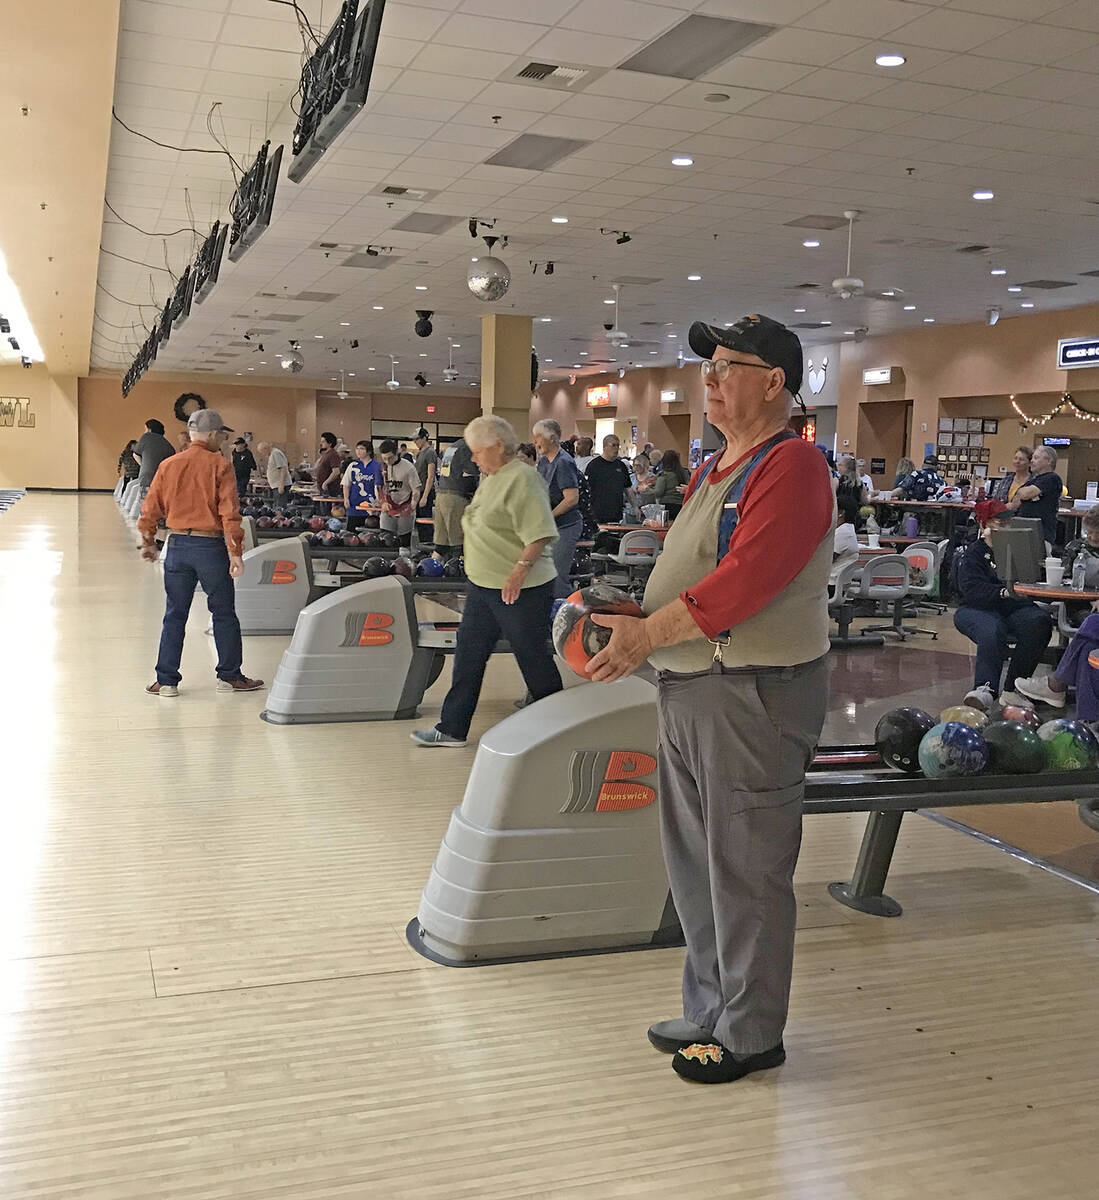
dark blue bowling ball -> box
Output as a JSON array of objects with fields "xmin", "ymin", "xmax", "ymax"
[{"xmin": 417, "ymin": 556, "xmax": 446, "ymax": 578}]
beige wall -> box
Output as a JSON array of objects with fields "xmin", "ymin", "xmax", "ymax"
[
  {"xmin": 78, "ymin": 376, "xmax": 319, "ymax": 490},
  {"xmin": 0, "ymin": 364, "xmax": 78, "ymax": 489},
  {"xmin": 316, "ymin": 389, "xmax": 483, "ymax": 445},
  {"xmin": 533, "ymin": 366, "xmax": 705, "ymax": 455},
  {"xmin": 839, "ymin": 303, "xmax": 1099, "ymax": 466}
]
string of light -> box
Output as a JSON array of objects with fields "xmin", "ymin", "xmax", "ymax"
[{"xmin": 1009, "ymin": 392, "xmax": 1099, "ymax": 427}]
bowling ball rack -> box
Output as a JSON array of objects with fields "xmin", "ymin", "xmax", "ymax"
[{"xmin": 807, "ymin": 745, "xmax": 1099, "ymax": 917}]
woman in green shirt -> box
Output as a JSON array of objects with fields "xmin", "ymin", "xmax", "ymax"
[
  {"xmin": 411, "ymin": 415, "xmax": 563, "ymax": 747},
  {"xmin": 639, "ymin": 448, "xmax": 690, "ymax": 519}
]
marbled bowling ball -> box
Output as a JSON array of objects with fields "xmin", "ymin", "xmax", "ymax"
[
  {"xmin": 391, "ymin": 557, "xmax": 414, "ymax": 579},
  {"xmin": 552, "ymin": 584, "xmax": 644, "ymax": 676},
  {"xmin": 982, "ymin": 720, "xmax": 1046, "ymax": 775},
  {"xmin": 940, "ymin": 704, "xmax": 989, "ymax": 730},
  {"xmin": 875, "ymin": 707, "xmax": 936, "ymax": 774},
  {"xmin": 363, "ymin": 557, "xmax": 390, "ymax": 578},
  {"xmin": 1000, "ymin": 704, "xmax": 1040, "ymax": 730},
  {"xmin": 1037, "ymin": 718, "xmax": 1099, "ymax": 771},
  {"xmin": 918, "ymin": 721, "xmax": 989, "ymax": 779}
]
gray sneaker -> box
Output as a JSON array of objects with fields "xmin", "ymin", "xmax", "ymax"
[
  {"xmin": 146, "ymin": 682, "xmax": 178, "ymax": 698},
  {"xmin": 410, "ymin": 727, "xmax": 467, "ymax": 748},
  {"xmin": 963, "ymin": 683, "xmax": 996, "ymax": 712},
  {"xmin": 647, "ymin": 1018, "xmax": 714, "ymax": 1054}
]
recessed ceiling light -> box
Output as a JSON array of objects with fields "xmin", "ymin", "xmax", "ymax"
[
  {"xmin": 671, "ymin": 155, "xmax": 694, "ymax": 167},
  {"xmin": 545, "ymin": 358, "xmax": 553, "ymax": 363},
  {"xmin": 903, "ymin": 304, "xmax": 917, "ymax": 311},
  {"xmin": 923, "ymin": 317, "xmax": 935, "ymax": 323},
  {"xmin": 687, "ymin": 274, "xmax": 702, "ymax": 281},
  {"xmin": 802, "ymin": 239, "xmax": 820, "ymax": 248},
  {"xmin": 368, "ymin": 366, "xmax": 376, "ymax": 370},
  {"xmin": 415, "ymin": 285, "xmax": 428, "ymax": 290},
  {"xmin": 471, "ymin": 256, "xmax": 479, "ymax": 262},
  {"xmin": 1020, "ymin": 301, "xmax": 1035, "ymax": 308},
  {"xmin": 340, "ymin": 321, "xmax": 351, "ymax": 325},
  {"xmin": 540, "ymin": 316, "xmax": 552, "ymax": 322},
  {"xmin": 820, "ymin": 320, "xmax": 831, "ymax": 326},
  {"xmin": 882, "ymin": 290, "xmax": 895, "ymax": 297},
  {"xmin": 259, "ymin": 361, "xmax": 266, "ymax": 365},
  {"xmin": 794, "ymin": 307, "xmax": 806, "ymax": 314},
  {"xmin": 667, "ymin": 332, "xmax": 678, "ymax": 337},
  {"xmin": 972, "ymin": 190, "xmax": 994, "ymax": 201},
  {"xmin": 348, "ymin": 373, "xmax": 355, "ymax": 377},
  {"xmin": 419, "ymin": 353, "xmax": 427, "ymax": 357},
  {"xmin": 551, "ymin": 216, "xmax": 569, "ymax": 224},
  {"xmin": 247, "ymin": 367, "xmax": 254, "ymax": 371},
  {"xmin": 236, "ymin": 372, "xmax": 242, "ymax": 376},
  {"xmin": 452, "ymin": 343, "xmax": 461, "ymax": 348},
  {"xmin": 603, "ymin": 298, "xmax": 616, "ymax": 304},
  {"xmin": 580, "ymin": 351, "xmax": 588, "ymax": 356},
  {"xmin": 844, "ymin": 330, "xmax": 855, "ymax": 335},
  {"xmin": 573, "ymin": 363, "xmax": 582, "ymax": 368},
  {"xmin": 875, "ymin": 53, "xmax": 906, "ymax": 68},
  {"xmin": 373, "ymin": 305, "xmax": 384, "ymax": 310},
  {"xmin": 1007, "ymin": 285, "xmax": 1022, "ymax": 293},
  {"xmin": 990, "ymin": 268, "xmax": 1006, "ymax": 276},
  {"xmin": 314, "ymin": 334, "xmax": 324, "ymax": 339}
]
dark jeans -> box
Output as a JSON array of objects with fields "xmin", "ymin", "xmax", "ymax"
[
  {"xmin": 953, "ymin": 603, "xmax": 1052, "ymax": 695},
  {"xmin": 550, "ymin": 518, "xmax": 584, "ymax": 599},
  {"xmin": 438, "ymin": 580, "xmax": 562, "ymax": 739},
  {"xmin": 156, "ymin": 536, "xmax": 245, "ymax": 686}
]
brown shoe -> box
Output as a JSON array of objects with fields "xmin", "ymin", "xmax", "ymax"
[{"xmin": 216, "ymin": 676, "xmax": 264, "ymax": 693}]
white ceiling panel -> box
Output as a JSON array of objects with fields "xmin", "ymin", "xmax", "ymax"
[
  {"xmin": 742, "ymin": 27, "xmax": 868, "ymax": 67},
  {"xmin": 798, "ymin": 0, "xmax": 933, "ymax": 40},
  {"xmin": 558, "ymin": 1, "xmax": 685, "ymax": 42},
  {"xmin": 977, "ymin": 23, "xmax": 1099, "ymax": 67},
  {"xmin": 434, "ymin": 14, "xmax": 549, "ymax": 53},
  {"xmin": 887, "ymin": 8, "xmax": 1020, "ymax": 52},
  {"xmin": 524, "ymin": 28, "xmax": 646, "ymax": 68}
]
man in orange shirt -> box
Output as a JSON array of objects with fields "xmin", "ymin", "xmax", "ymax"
[{"xmin": 138, "ymin": 406, "xmax": 263, "ymax": 697}]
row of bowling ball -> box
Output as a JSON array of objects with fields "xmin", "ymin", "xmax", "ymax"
[
  {"xmin": 303, "ymin": 527, "xmax": 400, "ymax": 548},
  {"xmin": 351, "ymin": 554, "xmax": 465, "ymax": 580},
  {"xmin": 876, "ymin": 704, "xmax": 1099, "ymax": 779}
]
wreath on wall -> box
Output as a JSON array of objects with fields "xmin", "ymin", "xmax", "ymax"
[{"xmin": 173, "ymin": 392, "xmax": 207, "ymax": 424}]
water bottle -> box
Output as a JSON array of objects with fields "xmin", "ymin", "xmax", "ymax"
[
  {"xmin": 1072, "ymin": 554, "xmax": 1086, "ymax": 592},
  {"xmin": 866, "ymin": 513, "xmax": 880, "ymax": 549}
]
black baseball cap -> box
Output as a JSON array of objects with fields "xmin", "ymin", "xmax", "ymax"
[
  {"xmin": 923, "ymin": 453, "xmax": 940, "ymax": 468},
  {"xmin": 413, "ymin": 428, "xmax": 430, "ymax": 439},
  {"xmin": 688, "ymin": 313, "xmax": 803, "ymax": 397}
]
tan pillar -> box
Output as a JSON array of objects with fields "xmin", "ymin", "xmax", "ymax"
[{"xmin": 480, "ymin": 314, "xmax": 533, "ymax": 437}]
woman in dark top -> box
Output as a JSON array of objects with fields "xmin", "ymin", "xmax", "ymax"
[
  {"xmin": 952, "ymin": 499, "xmax": 1052, "ymax": 711},
  {"xmin": 1007, "ymin": 444, "xmax": 1062, "ymax": 549},
  {"xmin": 118, "ymin": 440, "xmax": 140, "ymax": 482},
  {"xmin": 639, "ymin": 448, "xmax": 690, "ymax": 518}
]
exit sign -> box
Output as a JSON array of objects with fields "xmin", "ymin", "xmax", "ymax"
[{"xmin": 426, "ymin": 406, "xmax": 435, "ymax": 413}]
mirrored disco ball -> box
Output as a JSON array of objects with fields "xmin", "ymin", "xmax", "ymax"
[
  {"xmin": 281, "ymin": 350, "xmax": 305, "ymax": 374},
  {"xmin": 467, "ymin": 256, "xmax": 511, "ymax": 301}
]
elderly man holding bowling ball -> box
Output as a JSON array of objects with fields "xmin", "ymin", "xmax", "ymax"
[
  {"xmin": 587, "ymin": 314, "xmax": 834, "ymax": 1085},
  {"xmin": 411, "ymin": 415, "xmax": 563, "ymax": 748}
]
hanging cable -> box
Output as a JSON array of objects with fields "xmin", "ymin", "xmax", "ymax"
[
  {"xmin": 96, "ymin": 282, "xmax": 160, "ymax": 311},
  {"xmin": 104, "ymin": 200, "xmax": 200, "ymax": 239},
  {"xmin": 98, "ymin": 246, "xmax": 172, "ymax": 273},
  {"xmin": 206, "ymin": 102, "xmax": 245, "ymax": 181},
  {"xmin": 264, "ymin": 0, "xmax": 322, "ymax": 46},
  {"xmin": 112, "ymin": 108, "xmax": 242, "ymax": 171}
]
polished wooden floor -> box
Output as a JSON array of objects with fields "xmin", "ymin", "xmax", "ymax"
[{"xmin": 2, "ymin": 494, "xmax": 1098, "ymax": 1199}]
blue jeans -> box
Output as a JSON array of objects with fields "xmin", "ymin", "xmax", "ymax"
[
  {"xmin": 438, "ymin": 581, "xmax": 562, "ymax": 739},
  {"xmin": 953, "ymin": 603, "xmax": 1052, "ymax": 696},
  {"xmin": 1054, "ymin": 613, "xmax": 1099, "ymax": 721},
  {"xmin": 550, "ymin": 518, "xmax": 584, "ymax": 598},
  {"xmin": 156, "ymin": 536, "xmax": 245, "ymax": 686}
]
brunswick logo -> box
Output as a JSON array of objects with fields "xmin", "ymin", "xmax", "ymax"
[
  {"xmin": 340, "ymin": 611, "xmax": 394, "ymax": 648},
  {"xmin": 561, "ymin": 750, "xmax": 657, "ymax": 814},
  {"xmin": 0, "ymin": 397, "xmax": 35, "ymax": 429},
  {"xmin": 259, "ymin": 560, "xmax": 297, "ymax": 585}
]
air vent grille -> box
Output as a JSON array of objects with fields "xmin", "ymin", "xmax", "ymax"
[{"xmin": 510, "ymin": 59, "xmax": 601, "ymax": 90}]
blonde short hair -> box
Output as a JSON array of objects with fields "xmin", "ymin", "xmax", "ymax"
[{"xmin": 464, "ymin": 414, "xmax": 519, "ymax": 456}]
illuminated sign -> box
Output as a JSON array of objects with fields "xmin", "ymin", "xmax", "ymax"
[
  {"xmin": 862, "ymin": 366, "xmax": 895, "ymax": 385},
  {"xmin": 660, "ymin": 388, "xmax": 680, "ymax": 404},
  {"xmin": 586, "ymin": 384, "xmax": 614, "ymax": 408},
  {"xmin": 1057, "ymin": 338, "xmax": 1099, "ymax": 370},
  {"xmin": 799, "ymin": 421, "xmax": 816, "ymax": 443}
]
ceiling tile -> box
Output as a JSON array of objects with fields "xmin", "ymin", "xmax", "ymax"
[
  {"xmin": 942, "ymin": 0, "xmax": 1067, "ymax": 17},
  {"xmin": 797, "ymin": 0, "xmax": 932, "ymax": 39},
  {"xmin": 739, "ymin": 93, "xmax": 846, "ymax": 122},
  {"xmin": 742, "ymin": 26, "xmax": 867, "ymax": 66},
  {"xmin": 584, "ymin": 70, "xmax": 688, "ymax": 102},
  {"xmin": 912, "ymin": 53, "xmax": 1030, "ymax": 89},
  {"xmin": 781, "ymin": 68, "xmax": 895, "ymax": 103},
  {"xmin": 887, "ymin": 8, "xmax": 1021, "ymax": 52},
  {"xmin": 698, "ymin": 55, "xmax": 813, "ymax": 90},
  {"xmin": 209, "ymin": 43, "xmax": 302, "ymax": 77},
  {"xmin": 1042, "ymin": 0, "xmax": 1099, "ymax": 33},
  {"xmin": 975, "ymin": 23, "xmax": 1099, "ymax": 66},
  {"xmin": 434, "ymin": 13, "xmax": 549, "ymax": 54},
  {"xmin": 389, "ymin": 70, "xmax": 488, "ymax": 103},
  {"xmin": 935, "ymin": 92, "xmax": 1045, "ymax": 122},
  {"xmin": 559, "ymin": 1, "xmax": 684, "ymax": 42},
  {"xmin": 524, "ymin": 28, "xmax": 646, "ymax": 68}
]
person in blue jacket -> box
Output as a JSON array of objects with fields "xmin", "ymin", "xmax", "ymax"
[
  {"xmin": 952, "ymin": 499, "xmax": 1051, "ymax": 711},
  {"xmin": 343, "ymin": 440, "xmax": 384, "ymax": 531}
]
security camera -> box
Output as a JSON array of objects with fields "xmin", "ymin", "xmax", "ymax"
[
  {"xmin": 386, "ymin": 378, "xmax": 400, "ymax": 391},
  {"xmin": 7, "ymin": 336, "xmax": 19, "ymax": 351},
  {"xmin": 0, "ymin": 318, "xmax": 10, "ymax": 334},
  {"xmin": 603, "ymin": 321, "xmax": 614, "ymax": 332},
  {"xmin": 21, "ymin": 357, "xmax": 32, "ymax": 369},
  {"xmin": 414, "ymin": 310, "xmax": 434, "ymax": 337},
  {"xmin": 350, "ymin": 339, "xmax": 359, "ymax": 349},
  {"xmin": 414, "ymin": 373, "xmax": 428, "ymax": 388}
]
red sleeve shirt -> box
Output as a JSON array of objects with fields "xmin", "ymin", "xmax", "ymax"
[{"xmin": 680, "ymin": 438, "xmax": 835, "ymax": 639}]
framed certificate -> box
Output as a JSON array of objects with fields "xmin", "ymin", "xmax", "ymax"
[
  {"xmin": 981, "ymin": 448, "xmax": 990, "ymax": 462},
  {"xmin": 974, "ymin": 464, "xmax": 988, "ymax": 478},
  {"xmin": 983, "ymin": 419, "xmax": 998, "ymax": 434},
  {"xmin": 970, "ymin": 433, "xmax": 983, "ymax": 449},
  {"xmin": 938, "ymin": 432, "xmax": 952, "ymax": 446},
  {"xmin": 966, "ymin": 418, "xmax": 983, "ymax": 432},
  {"xmin": 954, "ymin": 432, "xmax": 970, "ymax": 447},
  {"xmin": 939, "ymin": 417, "xmax": 954, "ymax": 431}
]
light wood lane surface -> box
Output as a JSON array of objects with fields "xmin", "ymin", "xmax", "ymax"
[{"xmin": 0, "ymin": 495, "xmax": 1097, "ymax": 1199}]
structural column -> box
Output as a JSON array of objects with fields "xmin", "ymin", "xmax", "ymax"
[{"xmin": 480, "ymin": 314, "xmax": 533, "ymax": 436}]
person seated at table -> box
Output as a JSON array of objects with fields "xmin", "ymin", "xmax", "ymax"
[
  {"xmin": 855, "ymin": 458, "xmax": 874, "ymax": 495},
  {"xmin": 1014, "ymin": 605, "xmax": 1099, "ymax": 727},
  {"xmin": 952, "ymin": 499, "xmax": 1052, "ymax": 712},
  {"xmin": 1006, "ymin": 443, "xmax": 1063, "ymax": 553},
  {"xmin": 891, "ymin": 453, "xmax": 944, "ymax": 501},
  {"xmin": 637, "ymin": 448, "xmax": 689, "ymax": 519},
  {"xmin": 892, "ymin": 456, "xmax": 915, "ymax": 490},
  {"xmin": 829, "ymin": 491, "xmax": 861, "ymax": 596}
]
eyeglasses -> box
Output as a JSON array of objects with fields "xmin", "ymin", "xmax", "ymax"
[{"xmin": 700, "ymin": 358, "xmax": 774, "ymax": 382}]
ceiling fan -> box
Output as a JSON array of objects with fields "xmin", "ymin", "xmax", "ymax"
[
  {"xmin": 832, "ymin": 209, "xmax": 865, "ymax": 300},
  {"xmin": 606, "ymin": 283, "xmax": 630, "ymax": 346}
]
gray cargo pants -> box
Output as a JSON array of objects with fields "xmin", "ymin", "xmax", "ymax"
[{"xmin": 657, "ymin": 656, "xmax": 829, "ymax": 1055}]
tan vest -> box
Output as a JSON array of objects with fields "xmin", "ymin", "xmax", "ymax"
[{"xmin": 643, "ymin": 462, "xmax": 834, "ymax": 673}]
